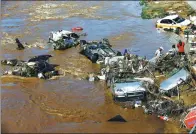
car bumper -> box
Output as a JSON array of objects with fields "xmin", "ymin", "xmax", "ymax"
[{"xmin": 113, "ymin": 93, "xmax": 145, "ymax": 100}]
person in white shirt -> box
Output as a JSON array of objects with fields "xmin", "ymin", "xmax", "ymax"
[{"xmin": 155, "ymin": 46, "xmax": 164, "ymax": 58}]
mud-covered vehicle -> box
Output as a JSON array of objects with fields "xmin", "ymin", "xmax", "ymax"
[
  {"xmin": 108, "ymin": 71, "xmax": 154, "ymax": 101},
  {"xmin": 1, "ymin": 55, "xmax": 59, "ymax": 79},
  {"xmin": 79, "ymin": 39, "xmax": 122, "ymax": 63},
  {"xmin": 48, "ymin": 30, "xmax": 80, "ymax": 50}
]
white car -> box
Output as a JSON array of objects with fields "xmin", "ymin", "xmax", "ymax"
[
  {"xmin": 156, "ymin": 15, "xmax": 191, "ymax": 31},
  {"xmin": 110, "ymin": 74, "xmax": 154, "ymax": 100},
  {"xmin": 112, "ymin": 79, "xmax": 146, "ymax": 100}
]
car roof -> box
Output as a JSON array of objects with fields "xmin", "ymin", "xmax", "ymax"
[{"xmin": 162, "ymin": 15, "xmax": 179, "ymax": 20}]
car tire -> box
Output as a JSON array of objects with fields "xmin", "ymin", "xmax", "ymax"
[{"xmin": 91, "ymin": 53, "xmax": 99, "ymax": 63}]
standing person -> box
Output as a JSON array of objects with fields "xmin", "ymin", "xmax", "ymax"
[
  {"xmin": 155, "ymin": 46, "xmax": 164, "ymax": 58},
  {"xmin": 177, "ymin": 40, "xmax": 185, "ymax": 55}
]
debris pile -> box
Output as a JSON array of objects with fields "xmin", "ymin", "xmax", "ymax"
[{"xmin": 1, "ymin": 25, "xmax": 195, "ymax": 132}]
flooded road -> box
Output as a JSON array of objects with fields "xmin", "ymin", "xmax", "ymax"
[{"xmin": 1, "ymin": 1, "xmax": 181, "ymax": 133}]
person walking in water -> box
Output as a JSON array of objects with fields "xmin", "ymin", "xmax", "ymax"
[{"xmin": 177, "ymin": 40, "xmax": 185, "ymax": 55}]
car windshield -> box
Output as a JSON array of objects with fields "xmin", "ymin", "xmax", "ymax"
[{"xmin": 172, "ymin": 16, "xmax": 185, "ymax": 23}]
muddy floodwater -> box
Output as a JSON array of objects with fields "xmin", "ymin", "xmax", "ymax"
[{"xmin": 1, "ymin": 1, "xmax": 182, "ymax": 133}]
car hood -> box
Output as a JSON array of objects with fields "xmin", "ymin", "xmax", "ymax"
[
  {"xmin": 114, "ymin": 81, "xmax": 146, "ymax": 93},
  {"xmin": 179, "ymin": 19, "xmax": 191, "ymax": 26}
]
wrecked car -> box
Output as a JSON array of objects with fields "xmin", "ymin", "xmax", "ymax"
[
  {"xmin": 108, "ymin": 71, "xmax": 154, "ymax": 101},
  {"xmin": 79, "ymin": 39, "xmax": 121, "ymax": 63},
  {"xmin": 1, "ymin": 55, "xmax": 59, "ymax": 79},
  {"xmin": 48, "ymin": 30, "xmax": 80, "ymax": 50}
]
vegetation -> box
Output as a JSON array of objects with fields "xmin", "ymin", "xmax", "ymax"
[{"xmin": 140, "ymin": 1, "xmax": 196, "ymax": 19}]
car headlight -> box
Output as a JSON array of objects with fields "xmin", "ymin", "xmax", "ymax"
[{"xmin": 116, "ymin": 89, "xmax": 123, "ymax": 92}]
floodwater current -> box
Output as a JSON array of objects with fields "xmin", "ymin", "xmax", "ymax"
[{"xmin": 1, "ymin": 1, "xmax": 182, "ymax": 133}]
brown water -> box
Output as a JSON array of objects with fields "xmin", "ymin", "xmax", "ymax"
[{"xmin": 1, "ymin": 1, "xmax": 182, "ymax": 133}]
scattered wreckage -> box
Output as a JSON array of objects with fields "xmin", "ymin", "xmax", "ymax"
[
  {"xmin": 149, "ymin": 51, "xmax": 188, "ymax": 76},
  {"xmin": 79, "ymin": 38, "xmax": 121, "ymax": 63},
  {"xmin": 143, "ymin": 99, "xmax": 184, "ymax": 116},
  {"xmin": 1, "ymin": 55, "xmax": 59, "ymax": 79}
]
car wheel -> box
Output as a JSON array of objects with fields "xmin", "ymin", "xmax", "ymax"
[{"xmin": 91, "ymin": 53, "xmax": 99, "ymax": 63}]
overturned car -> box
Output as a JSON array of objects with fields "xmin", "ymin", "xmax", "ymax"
[
  {"xmin": 1, "ymin": 55, "xmax": 59, "ymax": 79},
  {"xmin": 79, "ymin": 39, "xmax": 121, "ymax": 63},
  {"xmin": 48, "ymin": 30, "xmax": 80, "ymax": 50}
]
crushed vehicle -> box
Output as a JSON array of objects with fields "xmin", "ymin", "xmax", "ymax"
[
  {"xmin": 156, "ymin": 14, "xmax": 191, "ymax": 32},
  {"xmin": 48, "ymin": 30, "xmax": 80, "ymax": 50},
  {"xmin": 79, "ymin": 39, "xmax": 121, "ymax": 63},
  {"xmin": 143, "ymin": 99, "xmax": 184, "ymax": 116},
  {"xmin": 107, "ymin": 70, "xmax": 155, "ymax": 101},
  {"xmin": 1, "ymin": 55, "xmax": 59, "ymax": 79}
]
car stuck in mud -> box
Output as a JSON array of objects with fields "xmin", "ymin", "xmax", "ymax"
[{"xmin": 79, "ymin": 38, "xmax": 121, "ymax": 63}]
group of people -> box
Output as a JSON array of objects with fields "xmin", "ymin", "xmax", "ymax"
[{"xmin": 155, "ymin": 40, "xmax": 185, "ymax": 59}]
